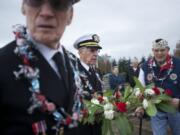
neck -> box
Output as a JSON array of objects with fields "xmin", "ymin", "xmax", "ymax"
[
  {"xmin": 155, "ymin": 60, "xmax": 166, "ymax": 66},
  {"xmin": 50, "ymin": 41, "xmax": 61, "ymax": 49},
  {"xmin": 29, "ymin": 34, "xmax": 60, "ymax": 50}
]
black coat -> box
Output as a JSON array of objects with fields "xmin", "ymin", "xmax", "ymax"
[
  {"xmin": 0, "ymin": 41, "xmax": 75, "ymax": 135},
  {"xmin": 66, "ymin": 61, "xmax": 102, "ymax": 135},
  {"xmin": 126, "ymin": 66, "xmax": 140, "ymax": 87},
  {"xmin": 78, "ymin": 61, "xmax": 102, "ymax": 94}
]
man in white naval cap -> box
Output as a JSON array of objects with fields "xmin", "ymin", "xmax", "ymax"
[
  {"xmin": 74, "ymin": 34, "xmax": 102, "ymax": 94},
  {"xmin": 137, "ymin": 38, "xmax": 180, "ymax": 135},
  {"xmin": 72, "ymin": 34, "xmax": 103, "ymax": 135}
]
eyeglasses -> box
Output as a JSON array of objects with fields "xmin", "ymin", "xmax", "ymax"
[{"xmin": 24, "ymin": 0, "xmax": 72, "ymax": 11}]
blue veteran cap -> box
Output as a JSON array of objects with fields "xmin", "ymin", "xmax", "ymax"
[{"xmin": 73, "ymin": 34, "xmax": 102, "ymax": 49}]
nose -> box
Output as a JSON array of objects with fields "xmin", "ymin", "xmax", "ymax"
[
  {"xmin": 39, "ymin": 2, "xmax": 54, "ymax": 18},
  {"xmin": 157, "ymin": 51, "xmax": 163, "ymax": 55}
]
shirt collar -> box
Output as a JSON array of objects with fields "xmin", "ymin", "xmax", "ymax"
[
  {"xmin": 80, "ymin": 60, "xmax": 90, "ymax": 71},
  {"xmin": 30, "ymin": 36, "xmax": 64, "ymax": 61}
]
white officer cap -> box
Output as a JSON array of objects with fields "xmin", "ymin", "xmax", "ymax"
[{"xmin": 73, "ymin": 34, "xmax": 102, "ymax": 49}]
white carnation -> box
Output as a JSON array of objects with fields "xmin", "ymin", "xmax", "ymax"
[
  {"xmin": 143, "ymin": 99, "xmax": 148, "ymax": 109},
  {"xmin": 104, "ymin": 110, "xmax": 114, "ymax": 120},
  {"xmin": 103, "ymin": 97, "xmax": 109, "ymax": 102},
  {"xmin": 134, "ymin": 88, "xmax": 141, "ymax": 96},
  {"xmin": 91, "ymin": 98, "xmax": 100, "ymax": 105},
  {"xmin": 104, "ymin": 103, "xmax": 113, "ymax": 111},
  {"xmin": 145, "ymin": 89, "xmax": 155, "ymax": 96}
]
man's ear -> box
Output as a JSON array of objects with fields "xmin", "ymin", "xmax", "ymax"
[
  {"xmin": 67, "ymin": 7, "xmax": 74, "ymax": 25},
  {"xmin": 78, "ymin": 49, "xmax": 81, "ymax": 55}
]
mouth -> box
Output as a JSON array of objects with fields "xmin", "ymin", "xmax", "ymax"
[
  {"xmin": 92, "ymin": 58, "xmax": 97, "ymax": 61},
  {"xmin": 37, "ymin": 24, "xmax": 55, "ymax": 30}
]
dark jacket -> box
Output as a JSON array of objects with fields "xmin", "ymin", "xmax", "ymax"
[
  {"xmin": 78, "ymin": 61, "xmax": 102, "ymax": 94},
  {"xmin": 0, "ymin": 41, "xmax": 75, "ymax": 135},
  {"xmin": 109, "ymin": 73, "xmax": 125, "ymax": 90},
  {"xmin": 66, "ymin": 61, "xmax": 102, "ymax": 135},
  {"xmin": 126, "ymin": 66, "xmax": 140, "ymax": 87},
  {"xmin": 142, "ymin": 57, "xmax": 180, "ymax": 98}
]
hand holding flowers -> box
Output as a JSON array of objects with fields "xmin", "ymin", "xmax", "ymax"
[{"xmin": 133, "ymin": 77, "xmax": 176, "ymax": 117}]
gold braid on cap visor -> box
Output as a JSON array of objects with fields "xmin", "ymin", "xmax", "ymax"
[{"xmin": 79, "ymin": 42, "xmax": 99, "ymax": 47}]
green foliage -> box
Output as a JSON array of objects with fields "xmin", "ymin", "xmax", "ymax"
[
  {"xmin": 103, "ymin": 90, "xmax": 113, "ymax": 97},
  {"xmin": 114, "ymin": 114, "xmax": 132, "ymax": 135},
  {"xmin": 133, "ymin": 77, "xmax": 145, "ymax": 92},
  {"xmin": 123, "ymin": 85, "xmax": 133, "ymax": 101},
  {"xmin": 156, "ymin": 94, "xmax": 172, "ymax": 101},
  {"xmin": 145, "ymin": 100, "xmax": 157, "ymax": 116},
  {"xmin": 157, "ymin": 101, "xmax": 176, "ymax": 113},
  {"xmin": 132, "ymin": 77, "xmax": 176, "ymax": 117},
  {"xmin": 102, "ymin": 119, "xmax": 114, "ymax": 135},
  {"xmin": 83, "ymin": 100, "xmax": 103, "ymax": 124}
]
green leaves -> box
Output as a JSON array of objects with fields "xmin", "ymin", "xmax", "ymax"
[
  {"xmin": 145, "ymin": 99, "xmax": 176, "ymax": 116},
  {"xmin": 156, "ymin": 94, "xmax": 172, "ymax": 101},
  {"xmin": 114, "ymin": 115, "xmax": 132, "ymax": 135},
  {"xmin": 145, "ymin": 100, "xmax": 157, "ymax": 116},
  {"xmin": 102, "ymin": 119, "xmax": 114, "ymax": 135},
  {"xmin": 134, "ymin": 77, "xmax": 145, "ymax": 92},
  {"xmin": 103, "ymin": 90, "xmax": 113, "ymax": 97},
  {"xmin": 83, "ymin": 99, "xmax": 103, "ymax": 124},
  {"xmin": 157, "ymin": 101, "xmax": 176, "ymax": 113},
  {"xmin": 123, "ymin": 85, "xmax": 133, "ymax": 101},
  {"xmin": 101, "ymin": 115, "xmax": 131, "ymax": 135}
]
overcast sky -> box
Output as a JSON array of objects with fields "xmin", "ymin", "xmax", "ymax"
[{"xmin": 0, "ymin": 0, "xmax": 180, "ymax": 60}]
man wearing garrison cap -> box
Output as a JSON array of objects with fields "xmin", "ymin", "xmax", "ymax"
[
  {"xmin": 137, "ymin": 38, "xmax": 180, "ymax": 135},
  {"xmin": 71, "ymin": 34, "xmax": 103, "ymax": 135}
]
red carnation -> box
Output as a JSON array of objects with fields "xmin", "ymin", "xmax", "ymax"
[
  {"xmin": 97, "ymin": 96, "xmax": 104, "ymax": 103},
  {"xmin": 65, "ymin": 117, "xmax": 72, "ymax": 125},
  {"xmin": 115, "ymin": 102, "xmax": 127, "ymax": 112},
  {"xmin": 164, "ymin": 89, "xmax": 173, "ymax": 96},
  {"xmin": 44, "ymin": 102, "xmax": 56, "ymax": 112},
  {"xmin": 23, "ymin": 57, "xmax": 30, "ymax": 65},
  {"xmin": 114, "ymin": 91, "xmax": 121, "ymax": 99},
  {"xmin": 152, "ymin": 87, "xmax": 160, "ymax": 95},
  {"xmin": 36, "ymin": 94, "xmax": 46, "ymax": 101}
]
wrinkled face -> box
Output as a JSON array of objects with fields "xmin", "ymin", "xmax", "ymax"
[
  {"xmin": 152, "ymin": 47, "xmax": 169, "ymax": 64},
  {"xmin": 79, "ymin": 47, "xmax": 100, "ymax": 65},
  {"xmin": 22, "ymin": 0, "xmax": 73, "ymax": 49}
]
